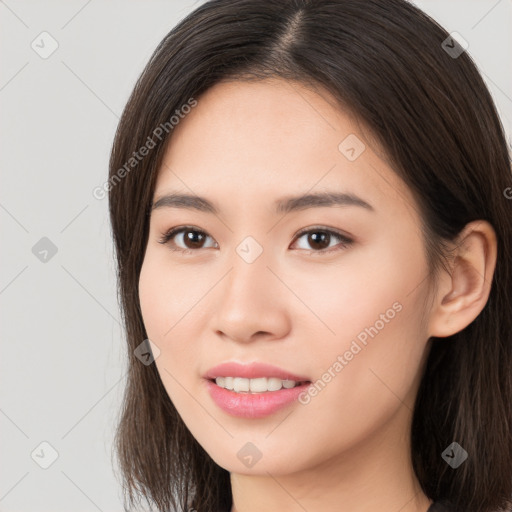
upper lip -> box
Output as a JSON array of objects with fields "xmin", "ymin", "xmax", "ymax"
[{"xmin": 204, "ymin": 362, "xmax": 311, "ymax": 382}]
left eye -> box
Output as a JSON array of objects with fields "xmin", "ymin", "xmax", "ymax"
[
  {"xmin": 292, "ymin": 227, "xmax": 353, "ymax": 253},
  {"xmin": 158, "ymin": 226, "xmax": 353, "ymax": 255}
]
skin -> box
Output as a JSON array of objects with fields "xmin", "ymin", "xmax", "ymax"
[{"xmin": 138, "ymin": 78, "xmax": 497, "ymax": 512}]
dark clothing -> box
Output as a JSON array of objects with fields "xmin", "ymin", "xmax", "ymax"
[{"xmin": 428, "ymin": 502, "xmax": 454, "ymax": 512}]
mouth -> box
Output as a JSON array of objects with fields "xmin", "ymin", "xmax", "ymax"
[
  {"xmin": 207, "ymin": 376, "xmax": 311, "ymax": 394},
  {"xmin": 204, "ymin": 376, "xmax": 313, "ymax": 418},
  {"xmin": 203, "ymin": 361, "xmax": 312, "ymax": 417}
]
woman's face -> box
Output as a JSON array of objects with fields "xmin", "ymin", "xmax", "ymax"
[{"xmin": 139, "ymin": 78, "xmax": 435, "ymax": 476}]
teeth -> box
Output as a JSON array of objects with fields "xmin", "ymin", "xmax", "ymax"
[
  {"xmin": 233, "ymin": 377, "xmax": 249, "ymax": 392},
  {"xmin": 267, "ymin": 377, "xmax": 283, "ymax": 391},
  {"xmin": 249, "ymin": 377, "xmax": 268, "ymax": 392},
  {"xmin": 214, "ymin": 376, "xmax": 304, "ymax": 393}
]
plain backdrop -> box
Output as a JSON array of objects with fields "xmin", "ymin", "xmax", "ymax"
[{"xmin": 1, "ymin": 1, "xmax": 511, "ymax": 510}]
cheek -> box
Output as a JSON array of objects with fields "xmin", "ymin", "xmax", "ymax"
[
  {"xmin": 138, "ymin": 250, "xmax": 202, "ymax": 338},
  {"xmin": 138, "ymin": 251, "xmax": 211, "ymax": 376},
  {"xmin": 138, "ymin": 256, "xmax": 167, "ymax": 339},
  {"xmin": 304, "ymin": 232, "xmax": 426, "ymax": 343},
  {"xmin": 286, "ymin": 251, "xmax": 429, "ymax": 467},
  {"xmin": 303, "ymin": 232, "xmax": 430, "ymax": 404}
]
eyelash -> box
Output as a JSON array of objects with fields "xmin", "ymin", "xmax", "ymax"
[{"xmin": 157, "ymin": 225, "xmax": 354, "ymax": 256}]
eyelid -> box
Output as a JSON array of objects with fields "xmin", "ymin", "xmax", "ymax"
[
  {"xmin": 157, "ymin": 225, "xmax": 354, "ymax": 254},
  {"xmin": 293, "ymin": 225, "xmax": 353, "ymax": 242}
]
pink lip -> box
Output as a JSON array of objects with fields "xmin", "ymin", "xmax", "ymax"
[
  {"xmin": 204, "ymin": 361, "xmax": 310, "ymax": 382},
  {"xmin": 203, "ymin": 362, "xmax": 312, "ymax": 418},
  {"xmin": 204, "ymin": 380, "xmax": 312, "ymax": 418}
]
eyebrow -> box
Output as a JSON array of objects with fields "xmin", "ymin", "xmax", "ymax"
[{"xmin": 151, "ymin": 191, "xmax": 375, "ymax": 215}]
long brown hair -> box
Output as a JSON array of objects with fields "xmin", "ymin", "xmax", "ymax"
[{"xmin": 108, "ymin": 1, "xmax": 512, "ymax": 511}]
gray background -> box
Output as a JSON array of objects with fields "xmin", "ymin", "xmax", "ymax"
[{"xmin": 1, "ymin": 1, "xmax": 511, "ymax": 511}]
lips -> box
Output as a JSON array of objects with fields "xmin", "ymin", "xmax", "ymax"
[
  {"xmin": 203, "ymin": 361, "xmax": 311, "ymax": 382},
  {"xmin": 205, "ymin": 379, "xmax": 312, "ymax": 418}
]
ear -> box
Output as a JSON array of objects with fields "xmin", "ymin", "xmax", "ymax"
[{"xmin": 428, "ymin": 220, "xmax": 497, "ymax": 338}]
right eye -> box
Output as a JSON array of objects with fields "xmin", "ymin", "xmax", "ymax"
[{"xmin": 158, "ymin": 226, "xmax": 218, "ymax": 254}]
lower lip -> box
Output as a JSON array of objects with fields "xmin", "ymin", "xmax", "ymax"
[{"xmin": 204, "ymin": 379, "xmax": 312, "ymax": 418}]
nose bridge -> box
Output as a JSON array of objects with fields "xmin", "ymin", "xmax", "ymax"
[{"xmin": 222, "ymin": 236, "xmax": 271, "ymax": 310}]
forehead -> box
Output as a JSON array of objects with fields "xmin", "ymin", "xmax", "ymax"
[{"xmin": 154, "ymin": 78, "xmax": 417, "ymax": 220}]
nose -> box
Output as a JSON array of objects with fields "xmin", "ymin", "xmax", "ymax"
[{"xmin": 212, "ymin": 247, "xmax": 291, "ymax": 344}]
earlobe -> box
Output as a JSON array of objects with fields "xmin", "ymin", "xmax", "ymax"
[{"xmin": 427, "ymin": 220, "xmax": 497, "ymax": 338}]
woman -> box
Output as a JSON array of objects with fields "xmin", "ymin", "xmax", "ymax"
[{"xmin": 108, "ymin": 1, "xmax": 512, "ymax": 511}]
